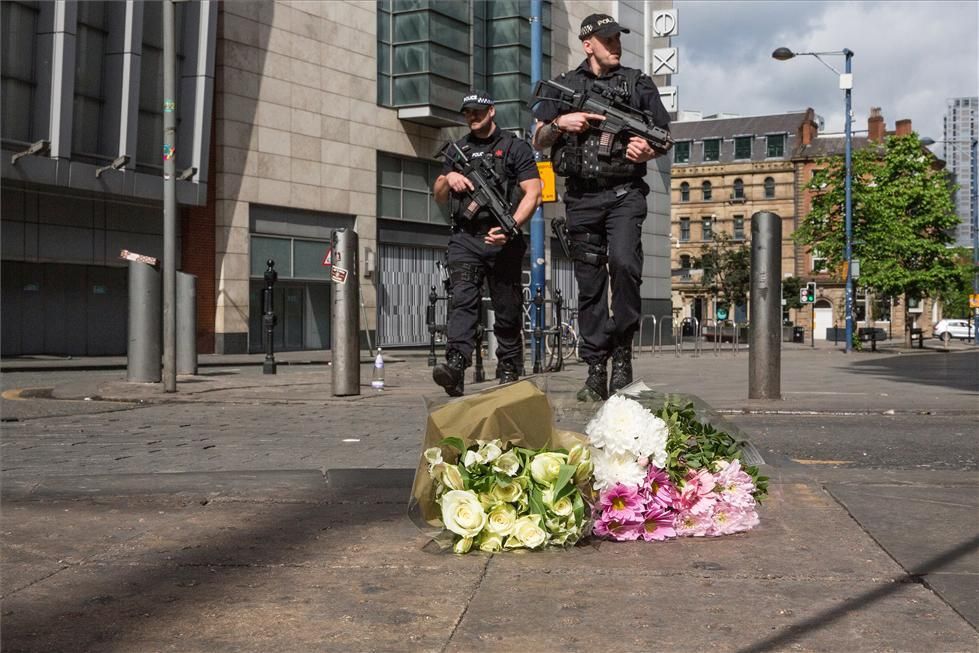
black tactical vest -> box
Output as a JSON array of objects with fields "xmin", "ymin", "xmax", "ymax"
[
  {"xmin": 449, "ymin": 130, "xmax": 523, "ymax": 222},
  {"xmin": 550, "ymin": 67, "xmax": 644, "ymax": 180}
]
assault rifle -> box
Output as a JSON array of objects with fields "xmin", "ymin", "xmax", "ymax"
[
  {"xmin": 438, "ymin": 142, "xmax": 519, "ymax": 238},
  {"xmin": 533, "ymin": 78, "xmax": 674, "ymax": 156}
]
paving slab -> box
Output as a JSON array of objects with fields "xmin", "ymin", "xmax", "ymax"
[{"xmin": 3, "ymin": 471, "xmax": 975, "ymax": 652}]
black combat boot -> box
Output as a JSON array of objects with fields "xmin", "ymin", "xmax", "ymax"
[
  {"xmin": 608, "ymin": 345, "xmax": 633, "ymax": 395},
  {"xmin": 498, "ymin": 358, "xmax": 520, "ymax": 385},
  {"xmin": 576, "ymin": 359, "xmax": 609, "ymax": 402},
  {"xmin": 433, "ymin": 349, "xmax": 467, "ymax": 397}
]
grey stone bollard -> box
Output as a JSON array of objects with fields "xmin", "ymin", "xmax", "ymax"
[
  {"xmin": 748, "ymin": 211, "xmax": 782, "ymax": 399},
  {"xmin": 127, "ymin": 260, "xmax": 162, "ymax": 383},
  {"xmin": 176, "ymin": 272, "xmax": 197, "ymax": 375},
  {"xmin": 331, "ymin": 229, "xmax": 360, "ymax": 396}
]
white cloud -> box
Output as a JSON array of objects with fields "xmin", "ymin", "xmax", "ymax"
[{"xmin": 675, "ymin": 0, "xmax": 978, "ymax": 143}]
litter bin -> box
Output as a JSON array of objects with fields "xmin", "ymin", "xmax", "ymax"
[{"xmin": 792, "ymin": 326, "xmax": 805, "ymax": 343}]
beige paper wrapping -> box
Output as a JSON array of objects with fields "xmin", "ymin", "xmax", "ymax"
[{"xmin": 408, "ymin": 379, "xmax": 588, "ymax": 534}]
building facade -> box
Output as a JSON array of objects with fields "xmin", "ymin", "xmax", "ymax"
[
  {"xmin": 670, "ymin": 107, "xmax": 943, "ymax": 341},
  {"xmin": 942, "ymin": 96, "xmax": 977, "ymax": 249},
  {"xmin": 2, "ymin": 0, "xmax": 675, "ymax": 357},
  {"xmin": 1, "ymin": 0, "xmax": 217, "ymax": 356}
]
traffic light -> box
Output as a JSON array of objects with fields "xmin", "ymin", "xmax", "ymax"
[{"xmin": 805, "ymin": 282, "xmax": 816, "ymax": 303}]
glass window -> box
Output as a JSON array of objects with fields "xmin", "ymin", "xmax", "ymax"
[
  {"xmin": 733, "ymin": 216, "xmax": 744, "ymax": 240},
  {"xmin": 702, "ymin": 217, "xmax": 713, "ymax": 241},
  {"xmin": 377, "ymin": 152, "xmax": 443, "ymax": 224},
  {"xmin": 293, "ymin": 239, "xmax": 331, "ymax": 280},
  {"xmin": 701, "ymin": 181, "xmax": 712, "ymax": 201},
  {"xmin": 73, "ymin": 2, "xmax": 109, "ymax": 157},
  {"xmin": 1, "ymin": 0, "xmax": 39, "ymax": 144},
  {"xmin": 764, "ymin": 176, "xmax": 776, "ymax": 198},
  {"xmin": 679, "ymin": 217, "xmax": 690, "ymax": 241},
  {"xmin": 703, "ymin": 139, "xmax": 720, "ymax": 161},
  {"xmin": 136, "ymin": 1, "xmax": 185, "ymax": 169},
  {"xmin": 811, "ymin": 247, "xmax": 827, "ymax": 272},
  {"xmin": 251, "ymin": 236, "xmax": 292, "ymax": 278},
  {"xmin": 732, "ymin": 178, "xmax": 744, "ymax": 199},
  {"xmin": 766, "ymin": 134, "xmax": 785, "ymax": 158},
  {"xmin": 674, "ymin": 140, "xmax": 690, "ymax": 163},
  {"xmin": 734, "ymin": 136, "xmax": 752, "ymax": 159},
  {"xmin": 680, "ymin": 254, "xmax": 691, "ymax": 268},
  {"xmin": 679, "ymin": 182, "xmax": 689, "ymax": 202}
]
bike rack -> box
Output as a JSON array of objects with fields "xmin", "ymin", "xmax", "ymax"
[
  {"xmin": 657, "ymin": 315, "xmax": 680, "ymax": 358},
  {"xmin": 685, "ymin": 316, "xmax": 702, "ymax": 357},
  {"xmin": 635, "ymin": 314, "xmax": 657, "ymax": 357},
  {"xmin": 733, "ymin": 321, "xmax": 747, "ymax": 356}
]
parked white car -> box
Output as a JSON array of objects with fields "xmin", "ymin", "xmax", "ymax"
[{"xmin": 932, "ymin": 319, "xmax": 973, "ymax": 341}]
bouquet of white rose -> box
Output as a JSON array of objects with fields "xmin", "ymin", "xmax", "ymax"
[
  {"xmin": 410, "ymin": 380, "xmax": 594, "ymax": 553},
  {"xmin": 424, "ymin": 438, "xmax": 592, "ymax": 553}
]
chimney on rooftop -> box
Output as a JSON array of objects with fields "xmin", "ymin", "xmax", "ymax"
[
  {"xmin": 895, "ymin": 119, "xmax": 912, "ymax": 136},
  {"xmin": 799, "ymin": 107, "xmax": 818, "ymax": 145},
  {"xmin": 868, "ymin": 107, "xmax": 885, "ymax": 142}
]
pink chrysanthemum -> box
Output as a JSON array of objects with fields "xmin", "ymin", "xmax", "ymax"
[
  {"xmin": 594, "ymin": 517, "xmax": 643, "ymax": 541},
  {"xmin": 674, "ymin": 508, "xmax": 712, "ymax": 537},
  {"xmin": 643, "ymin": 466, "xmax": 677, "ymax": 509},
  {"xmin": 709, "ymin": 501, "xmax": 760, "ymax": 536},
  {"xmin": 675, "ymin": 471, "xmax": 717, "ymax": 515},
  {"xmin": 639, "ymin": 506, "xmax": 677, "ymax": 541},
  {"xmin": 599, "ymin": 483, "xmax": 643, "ymax": 522},
  {"xmin": 713, "ymin": 460, "xmax": 757, "ymax": 509}
]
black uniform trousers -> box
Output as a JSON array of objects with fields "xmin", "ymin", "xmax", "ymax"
[
  {"xmin": 565, "ymin": 181, "xmax": 648, "ymax": 364},
  {"xmin": 445, "ymin": 227, "xmax": 526, "ymax": 364}
]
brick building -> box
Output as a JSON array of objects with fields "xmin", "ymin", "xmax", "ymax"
[{"xmin": 669, "ymin": 107, "xmax": 943, "ymax": 341}]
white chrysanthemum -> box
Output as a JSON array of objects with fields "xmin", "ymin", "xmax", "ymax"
[
  {"xmin": 586, "ymin": 395, "xmax": 667, "ymax": 463},
  {"xmin": 635, "ymin": 415, "xmax": 669, "ymax": 468},
  {"xmin": 591, "ymin": 448, "xmax": 646, "ymax": 490}
]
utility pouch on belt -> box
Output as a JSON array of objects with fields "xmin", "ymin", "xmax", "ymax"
[
  {"xmin": 449, "ymin": 262, "xmax": 484, "ymax": 286},
  {"xmin": 569, "ymin": 231, "xmax": 607, "ymax": 266}
]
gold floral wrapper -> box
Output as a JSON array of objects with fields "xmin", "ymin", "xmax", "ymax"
[{"xmin": 408, "ymin": 379, "xmax": 588, "ymax": 542}]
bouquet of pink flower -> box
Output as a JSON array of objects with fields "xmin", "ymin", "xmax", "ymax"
[{"xmin": 587, "ymin": 395, "xmax": 767, "ymax": 542}]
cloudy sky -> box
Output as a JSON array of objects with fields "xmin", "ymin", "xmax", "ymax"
[{"xmin": 673, "ymin": 0, "xmax": 978, "ymax": 153}]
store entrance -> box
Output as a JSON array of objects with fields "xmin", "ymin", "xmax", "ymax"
[{"xmin": 248, "ymin": 281, "xmax": 330, "ymax": 352}]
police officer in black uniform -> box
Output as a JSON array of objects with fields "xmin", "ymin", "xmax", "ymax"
[
  {"xmin": 532, "ymin": 14, "xmax": 671, "ymax": 402},
  {"xmin": 432, "ymin": 91, "xmax": 542, "ymax": 397}
]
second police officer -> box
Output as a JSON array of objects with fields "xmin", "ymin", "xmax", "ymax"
[
  {"xmin": 532, "ymin": 14, "xmax": 671, "ymax": 402},
  {"xmin": 432, "ymin": 91, "xmax": 543, "ymax": 397}
]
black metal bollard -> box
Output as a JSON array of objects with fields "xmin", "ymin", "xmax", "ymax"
[
  {"xmin": 551, "ymin": 289, "xmax": 564, "ymax": 372},
  {"xmin": 427, "ymin": 285, "xmax": 438, "ymax": 367},
  {"xmin": 532, "ymin": 286, "xmax": 545, "ymax": 374},
  {"xmin": 263, "ymin": 259, "xmax": 278, "ymax": 375}
]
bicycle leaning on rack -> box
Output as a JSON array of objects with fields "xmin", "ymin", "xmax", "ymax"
[{"xmin": 545, "ymin": 306, "xmax": 580, "ymax": 369}]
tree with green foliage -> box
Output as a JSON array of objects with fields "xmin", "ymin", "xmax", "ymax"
[
  {"xmin": 794, "ymin": 133, "xmax": 967, "ymax": 345},
  {"xmin": 698, "ymin": 232, "xmax": 751, "ymax": 318}
]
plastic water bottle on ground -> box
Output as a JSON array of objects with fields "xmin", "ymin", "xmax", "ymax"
[{"xmin": 371, "ymin": 348, "xmax": 385, "ymax": 390}]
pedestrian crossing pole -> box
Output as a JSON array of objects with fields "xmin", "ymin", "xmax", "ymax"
[{"xmin": 162, "ymin": 0, "xmax": 177, "ymax": 392}]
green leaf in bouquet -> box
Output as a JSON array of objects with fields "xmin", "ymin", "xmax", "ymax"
[
  {"xmin": 572, "ymin": 492, "xmax": 585, "ymax": 525},
  {"xmin": 438, "ymin": 437, "xmax": 466, "ymax": 455},
  {"xmin": 552, "ymin": 464, "xmax": 577, "ymax": 501},
  {"xmin": 528, "ymin": 486, "xmax": 547, "ymax": 518}
]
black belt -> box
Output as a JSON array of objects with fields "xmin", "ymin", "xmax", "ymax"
[
  {"xmin": 452, "ymin": 217, "xmax": 498, "ymax": 236},
  {"xmin": 567, "ymin": 177, "xmax": 640, "ymax": 194}
]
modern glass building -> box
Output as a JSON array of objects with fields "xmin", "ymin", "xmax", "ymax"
[{"xmin": 942, "ymin": 96, "xmax": 977, "ymax": 249}]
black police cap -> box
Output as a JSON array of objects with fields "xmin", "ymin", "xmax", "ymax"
[{"xmin": 578, "ymin": 13, "xmax": 630, "ymax": 40}]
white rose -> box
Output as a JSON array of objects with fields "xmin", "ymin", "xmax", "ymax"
[
  {"xmin": 453, "ymin": 537, "xmax": 473, "ymax": 554},
  {"xmin": 491, "ymin": 480, "xmax": 522, "ymax": 503},
  {"xmin": 566, "ymin": 443, "xmax": 587, "ymax": 466},
  {"xmin": 485, "ymin": 503, "xmax": 517, "ymax": 536},
  {"xmin": 424, "ymin": 447, "xmax": 443, "ymax": 468},
  {"xmin": 441, "ymin": 490, "xmax": 487, "ymax": 538},
  {"xmin": 551, "ymin": 495, "xmax": 574, "ymax": 517},
  {"xmin": 477, "ymin": 531, "xmax": 503, "ymax": 552},
  {"xmin": 530, "ymin": 452, "xmax": 566, "ymax": 485},
  {"xmin": 492, "ymin": 449, "xmax": 521, "ymax": 476},
  {"xmin": 440, "ymin": 464, "xmax": 465, "ymax": 491},
  {"xmin": 463, "ymin": 449, "xmax": 483, "ymax": 469},
  {"xmin": 512, "ymin": 514, "xmax": 547, "ymax": 549},
  {"xmin": 478, "ymin": 440, "xmax": 503, "ymax": 463}
]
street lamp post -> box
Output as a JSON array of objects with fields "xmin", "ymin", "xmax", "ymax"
[{"xmin": 773, "ymin": 47, "xmax": 855, "ymax": 352}]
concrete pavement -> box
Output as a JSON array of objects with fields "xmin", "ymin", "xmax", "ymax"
[{"xmin": 1, "ymin": 346, "xmax": 977, "ymax": 651}]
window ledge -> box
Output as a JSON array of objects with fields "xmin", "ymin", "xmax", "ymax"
[{"xmin": 397, "ymin": 106, "xmax": 465, "ymax": 128}]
